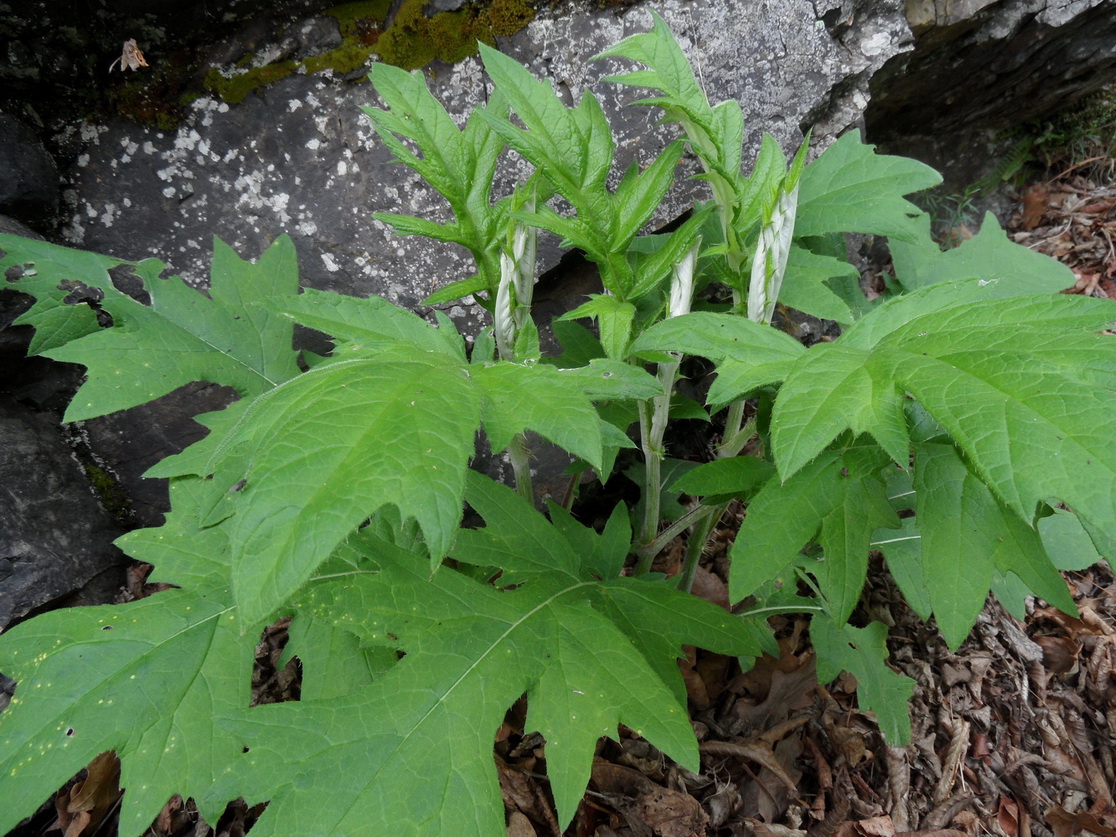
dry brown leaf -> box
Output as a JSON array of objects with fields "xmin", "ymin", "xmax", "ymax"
[
  {"xmin": 496, "ymin": 758, "xmax": 561, "ymax": 837},
  {"xmin": 679, "ymin": 647, "xmax": 710, "ymax": 711},
  {"xmin": 639, "ymin": 785, "xmax": 709, "ymax": 837},
  {"xmin": 1021, "ymin": 184, "xmax": 1049, "ymax": 230},
  {"xmin": 998, "ymin": 797, "xmax": 1021, "ymax": 837},
  {"xmin": 699, "ymin": 739, "xmax": 798, "ymax": 793},
  {"xmin": 745, "ymin": 819, "xmax": 807, "ymax": 837},
  {"xmin": 931, "ymin": 720, "xmax": 970, "ymax": 806},
  {"xmin": 616, "ymin": 736, "xmax": 667, "ymax": 780},
  {"xmin": 703, "ymin": 781, "xmax": 740, "ymax": 828},
  {"xmin": 804, "ymin": 735, "xmax": 834, "ymax": 792},
  {"xmin": 884, "ymin": 745, "xmax": 912, "ymax": 832},
  {"xmin": 694, "ymin": 650, "xmax": 732, "ymax": 706},
  {"xmin": 591, "ymin": 761, "xmax": 708, "ymax": 837},
  {"xmin": 1078, "ymin": 606, "xmax": 1116, "ymax": 638},
  {"xmin": 1035, "ymin": 635, "xmax": 1081, "ymax": 676},
  {"xmin": 690, "ymin": 565, "xmax": 729, "ymax": 610},
  {"xmin": 732, "ymin": 651, "xmax": 817, "ymax": 733},
  {"xmin": 941, "ymin": 225, "xmax": 973, "ymax": 248},
  {"xmin": 856, "ymin": 816, "xmax": 896, "ymax": 836},
  {"xmin": 1046, "ymin": 806, "xmax": 1116, "ymax": 837},
  {"xmin": 592, "ymin": 760, "xmax": 654, "ymax": 796},
  {"xmin": 154, "ymin": 794, "xmax": 185, "ymax": 835},
  {"xmin": 51, "ymin": 750, "xmax": 121, "ymax": 837},
  {"xmin": 108, "ymin": 38, "xmax": 149, "ymax": 72},
  {"xmin": 506, "ymin": 810, "xmax": 538, "ymax": 837},
  {"xmin": 953, "ymin": 810, "xmax": 979, "ymax": 836},
  {"xmin": 828, "ymin": 720, "xmax": 871, "ymax": 768}
]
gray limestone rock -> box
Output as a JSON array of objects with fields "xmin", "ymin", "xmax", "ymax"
[
  {"xmin": 1, "ymin": 217, "xmax": 130, "ymax": 624},
  {"xmin": 0, "ymin": 213, "xmax": 42, "ymax": 239},
  {"xmin": 427, "ymin": 0, "xmax": 469, "ymax": 11},
  {"xmin": 1, "ymin": 0, "xmax": 1113, "ymax": 623},
  {"xmin": 867, "ymin": 0, "xmax": 1116, "ymax": 179},
  {"xmin": 80, "ymin": 383, "xmax": 239, "ymax": 527},
  {"xmin": 0, "ymin": 114, "xmax": 59, "ymax": 229},
  {"xmin": 0, "ymin": 402, "xmax": 128, "ymax": 629},
  {"xmin": 57, "ymin": 1, "xmax": 910, "ymax": 315}
]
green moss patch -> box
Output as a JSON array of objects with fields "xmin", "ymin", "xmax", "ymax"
[
  {"xmin": 376, "ymin": 0, "xmax": 534, "ymax": 69},
  {"xmin": 204, "ymin": 0, "xmax": 536, "ymax": 103},
  {"xmin": 81, "ymin": 461, "xmax": 134, "ymax": 524},
  {"xmin": 204, "ymin": 60, "xmax": 300, "ymax": 105}
]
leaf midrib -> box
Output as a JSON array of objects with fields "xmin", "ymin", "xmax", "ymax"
[
  {"xmin": 4, "ymin": 601, "xmax": 231, "ymax": 756},
  {"xmin": 901, "ymin": 350, "xmax": 1115, "ymax": 510},
  {"xmin": 332, "ymin": 579, "xmax": 596, "ymax": 832}
]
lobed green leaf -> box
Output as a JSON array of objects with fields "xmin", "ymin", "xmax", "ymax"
[
  {"xmin": 4, "ymin": 236, "xmax": 301, "ymax": 421},
  {"xmin": 364, "ymin": 63, "xmax": 472, "ymax": 207},
  {"xmin": 232, "ymin": 528, "xmax": 768, "ymax": 835},
  {"xmin": 811, "ymin": 613, "xmax": 915, "ymax": 744},
  {"xmin": 796, "ymin": 133, "xmax": 942, "ymax": 242},
  {"xmin": 0, "ymin": 589, "xmax": 250, "ymax": 835},
  {"xmin": 261, "ymin": 287, "xmax": 465, "ymax": 359},
  {"xmin": 913, "ymin": 442, "xmax": 1075, "ymax": 649},
  {"xmin": 206, "ymin": 351, "xmax": 481, "ymax": 626},
  {"xmin": 890, "ymin": 211, "xmax": 1074, "ymax": 293},
  {"xmin": 778, "ymin": 244, "xmax": 860, "ymax": 325},
  {"xmin": 771, "ymin": 343, "xmax": 909, "ymax": 478}
]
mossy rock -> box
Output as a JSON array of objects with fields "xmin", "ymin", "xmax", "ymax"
[
  {"xmin": 204, "ymin": 61, "xmax": 300, "ymax": 105},
  {"xmin": 202, "ymin": 0, "xmax": 536, "ymax": 103},
  {"xmin": 377, "ymin": 0, "xmax": 535, "ymax": 69},
  {"xmin": 82, "ymin": 461, "xmax": 134, "ymax": 524}
]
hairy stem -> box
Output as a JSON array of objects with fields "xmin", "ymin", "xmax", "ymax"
[
  {"xmin": 634, "ymin": 399, "xmax": 663, "ymax": 574},
  {"xmin": 635, "ymin": 503, "xmax": 717, "ymax": 569},
  {"xmin": 676, "ymin": 505, "xmax": 722, "ymax": 593},
  {"xmin": 634, "ymin": 245, "xmax": 698, "ymax": 574},
  {"xmin": 507, "ymin": 432, "xmax": 534, "ymax": 505}
]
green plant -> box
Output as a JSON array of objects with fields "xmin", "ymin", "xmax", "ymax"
[
  {"xmin": 1, "ymin": 13, "xmax": 1114, "ymax": 835},
  {"xmin": 1029, "ymin": 83, "xmax": 1116, "ymax": 178},
  {"xmin": 911, "ymin": 181, "xmax": 984, "ymax": 244},
  {"xmin": 949, "ymin": 84, "xmax": 1116, "ymax": 193}
]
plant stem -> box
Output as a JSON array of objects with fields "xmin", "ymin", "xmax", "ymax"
[
  {"xmin": 635, "ymin": 503, "xmax": 716, "ymax": 569},
  {"xmin": 633, "ymin": 245, "xmax": 699, "ymax": 574},
  {"xmin": 717, "ymin": 401, "xmax": 748, "ymax": 459},
  {"xmin": 634, "ymin": 400, "xmax": 661, "ymax": 573},
  {"xmin": 718, "ymin": 412, "xmax": 757, "ymax": 461},
  {"xmin": 635, "ymin": 358, "xmax": 679, "ymax": 573},
  {"xmin": 507, "ymin": 432, "xmax": 534, "ymax": 505},
  {"xmin": 676, "ymin": 505, "xmax": 721, "ymax": 593}
]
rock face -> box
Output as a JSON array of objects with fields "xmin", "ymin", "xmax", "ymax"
[
  {"xmin": 0, "ymin": 402, "xmax": 128, "ymax": 629},
  {"xmin": 866, "ymin": 0, "xmax": 1116, "ymax": 177},
  {"xmin": 1, "ymin": 239, "xmax": 128, "ymax": 627},
  {"xmin": 0, "ymin": 115, "xmax": 59, "ymax": 230},
  {"xmin": 54, "ymin": 1, "xmax": 909, "ymax": 312}
]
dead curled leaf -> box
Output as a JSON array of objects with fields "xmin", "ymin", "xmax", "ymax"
[
  {"xmin": 997, "ymin": 797, "xmax": 1020, "ymax": 837},
  {"xmin": 591, "ymin": 762, "xmax": 709, "ymax": 837},
  {"xmin": 856, "ymin": 815, "xmax": 896, "ymax": 836},
  {"xmin": 496, "ymin": 757, "xmax": 561, "ymax": 837},
  {"xmin": 1021, "ymin": 183, "xmax": 1049, "ymax": 230},
  {"xmin": 1034, "ymin": 634, "xmax": 1080, "ymax": 675},
  {"xmin": 700, "ymin": 738, "xmax": 801, "ymax": 793},
  {"xmin": 109, "ymin": 38, "xmax": 148, "ymax": 72},
  {"xmin": 50, "ymin": 750, "xmax": 121, "ymax": 837},
  {"xmin": 746, "ymin": 820, "xmax": 807, "ymax": 837},
  {"xmin": 1045, "ymin": 806, "xmax": 1116, "ymax": 837},
  {"xmin": 506, "ymin": 810, "xmax": 538, "ymax": 837}
]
